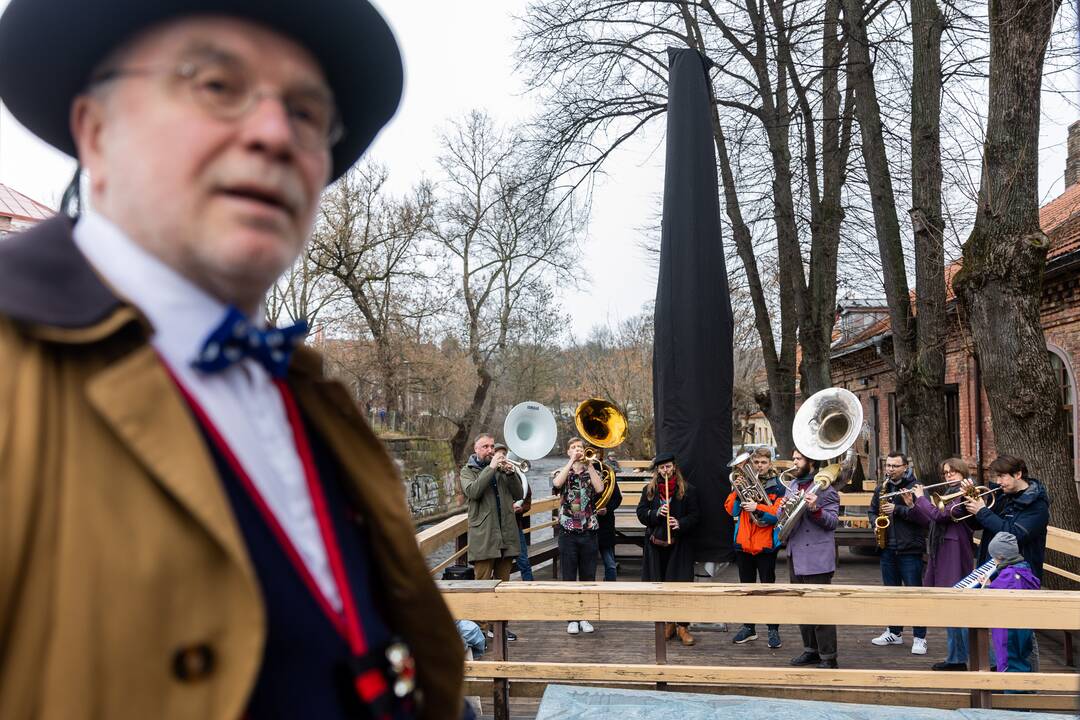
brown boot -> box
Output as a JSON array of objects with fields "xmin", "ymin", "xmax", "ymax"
[
  {"xmin": 677, "ymin": 625, "xmax": 696, "ymax": 646},
  {"xmin": 664, "ymin": 622, "xmax": 676, "ymax": 640}
]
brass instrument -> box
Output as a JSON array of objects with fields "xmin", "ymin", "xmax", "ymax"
[
  {"xmin": 776, "ymin": 388, "xmax": 864, "ymax": 543},
  {"xmin": 932, "ymin": 484, "xmax": 1001, "ymax": 521},
  {"xmin": 874, "ymin": 515, "xmax": 890, "ymax": 549},
  {"xmin": 729, "ymin": 452, "xmax": 772, "ymax": 526},
  {"xmin": 504, "ymin": 401, "xmax": 558, "ymax": 497},
  {"xmin": 499, "ymin": 457, "xmax": 530, "ymax": 474},
  {"xmin": 573, "ymin": 398, "xmax": 627, "ymax": 510}
]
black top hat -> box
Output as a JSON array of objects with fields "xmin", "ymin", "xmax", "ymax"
[
  {"xmin": 651, "ymin": 451, "xmax": 676, "ymax": 468},
  {"xmin": 0, "ymin": 0, "xmax": 402, "ymax": 183}
]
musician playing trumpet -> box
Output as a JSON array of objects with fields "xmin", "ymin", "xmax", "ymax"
[
  {"xmin": 725, "ymin": 447, "xmax": 785, "ymax": 649},
  {"xmin": 963, "ymin": 455, "xmax": 1050, "ymax": 581},
  {"xmin": 906, "ymin": 458, "xmax": 977, "ymax": 671},
  {"xmin": 868, "ymin": 452, "xmax": 928, "ymax": 654}
]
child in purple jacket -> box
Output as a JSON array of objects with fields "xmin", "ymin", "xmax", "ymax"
[{"xmin": 983, "ymin": 532, "xmax": 1040, "ymax": 673}]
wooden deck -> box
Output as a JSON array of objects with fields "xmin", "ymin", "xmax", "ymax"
[{"xmin": 470, "ymin": 548, "xmax": 1077, "ymax": 719}]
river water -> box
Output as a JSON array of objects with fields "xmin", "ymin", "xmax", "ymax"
[{"xmin": 422, "ymin": 456, "xmax": 567, "ymax": 572}]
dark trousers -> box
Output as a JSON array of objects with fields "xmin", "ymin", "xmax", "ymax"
[
  {"xmin": 735, "ymin": 550, "xmax": 779, "ymax": 632},
  {"xmin": 788, "ymin": 565, "xmax": 838, "ymax": 659},
  {"xmin": 880, "ymin": 549, "xmax": 926, "ymax": 638},
  {"xmin": 559, "ymin": 530, "xmax": 598, "ymax": 581}
]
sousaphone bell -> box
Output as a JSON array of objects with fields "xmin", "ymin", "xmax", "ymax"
[{"xmin": 574, "ymin": 398, "xmax": 627, "ymax": 510}]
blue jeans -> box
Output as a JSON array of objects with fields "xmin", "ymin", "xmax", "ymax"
[
  {"xmin": 514, "ymin": 527, "xmax": 534, "ymax": 581},
  {"xmin": 946, "ymin": 627, "xmax": 968, "ymax": 663},
  {"xmin": 600, "ymin": 546, "xmax": 617, "ymax": 581},
  {"xmin": 880, "ymin": 549, "xmax": 926, "ymax": 638}
]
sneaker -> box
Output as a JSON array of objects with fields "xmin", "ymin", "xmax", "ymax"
[
  {"xmin": 579, "ymin": 620, "xmax": 595, "ymax": 634},
  {"xmin": 567, "ymin": 621, "xmax": 580, "ymax": 635},
  {"xmin": 506, "ymin": 630, "xmax": 518, "ymax": 642},
  {"xmin": 911, "ymin": 637, "xmax": 927, "ymax": 655},
  {"xmin": 767, "ymin": 629, "xmax": 782, "ymax": 649},
  {"xmin": 732, "ymin": 626, "xmax": 758, "ymax": 644},
  {"xmin": 817, "ymin": 658, "xmax": 839, "ymax": 669},
  {"xmin": 871, "ymin": 630, "xmax": 903, "ymax": 646}
]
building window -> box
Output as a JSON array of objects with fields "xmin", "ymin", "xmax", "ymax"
[
  {"xmin": 888, "ymin": 392, "xmax": 909, "ymax": 458},
  {"xmin": 869, "ymin": 395, "xmax": 880, "ymax": 477},
  {"xmin": 945, "ymin": 384, "xmax": 961, "ymax": 456},
  {"xmin": 1048, "ymin": 348, "xmax": 1076, "ymax": 468}
]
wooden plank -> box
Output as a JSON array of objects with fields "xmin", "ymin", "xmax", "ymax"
[
  {"xmin": 441, "ymin": 581, "xmax": 1080, "ymax": 630},
  {"xmin": 416, "ymin": 513, "xmax": 467, "ymax": 555},
  {"xmin": 522, "ymin": 520, "xmax": 557, "ymax": 535},
  {"xmin": 619, "ymin": 460, "xmax": 653, "ymax": 469},
  {"xmin": 1044, "ymin": 563, "xmax": 1080, "ymax": 584},
  {"xmin": 617, "ymin": 480, "xmax": 648, "ymax": 492},
  {"xmin": 463, "ymin": 661, "xmax": 1080, "ymax": 692},
  {"xmin": 839, "ymin": 492, "xmax": 874, "ymax": 506},
  {"xmin": 523, "ymin": 495, "xmax": 559, "ymax": 516},
  {"xmin": 430, "ymin": 546, "xmax": 469, "ymax": 576},
  {"xmin": 1047, "ymin": 526, "xmax": 1080, "ymax": 557}
]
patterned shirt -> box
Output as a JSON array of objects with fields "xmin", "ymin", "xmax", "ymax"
[{"xmin": 558, "ymin": 467, "xmax": 599, "ymax": 532}]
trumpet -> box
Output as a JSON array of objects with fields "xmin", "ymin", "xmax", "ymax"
[
  {"xmin": 932, "ymin": 485, "xmax": 1001, "ymax": 521},
  {"xmin": 499, "ymin": 457, "xmax": 530, "ymax": 474}
]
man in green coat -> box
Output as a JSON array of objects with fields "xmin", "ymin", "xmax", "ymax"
[{"xmin": 460, "ymin": 436, "xmax": 524, "ymax": 581}]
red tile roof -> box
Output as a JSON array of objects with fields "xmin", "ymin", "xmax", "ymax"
[
  {"xmin": 0, "ymin": 183, "xmax": 53, "ymax": 222},
  {"xmin": 832, "ymin": 184, "xmax": 1080, "ymax": 356}
]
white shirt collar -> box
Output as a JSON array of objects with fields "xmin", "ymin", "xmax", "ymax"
[{"xmin": 71, "ymin": 208, "xmax": 228, "ymax": 368}]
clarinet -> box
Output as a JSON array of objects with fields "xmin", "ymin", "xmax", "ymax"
[{"xmin": 953, "ymin": 559, "xmax": 997, "ymax": 589}]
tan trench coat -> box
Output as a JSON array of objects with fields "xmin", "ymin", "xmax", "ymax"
[{"xmin": 0, "ymin": 217, "xmax": 463, "ymax": 720}]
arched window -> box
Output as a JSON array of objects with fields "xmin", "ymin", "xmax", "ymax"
[{"xmin": 1048, "ymin": 347, "xmax": 1076, "ymax": 471}]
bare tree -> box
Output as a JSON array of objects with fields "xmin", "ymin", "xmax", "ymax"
[
  {"xmin": 518, "ymin": 0, "xmax": 858, "ymax": 456},
  {"xmin": 307, "ymin": 162, "xmax": 440, "ymax": 421},
  {"xmin": 433, "ymin": 110, "xmax": 579, "ymax": 463},
  {"xmin": 841, "ymin": 0, "xmax": 950, "ymax": 480},
  {"xmin": 953, "ymin": 0, "xmax": 1079, "ymax": 578}
]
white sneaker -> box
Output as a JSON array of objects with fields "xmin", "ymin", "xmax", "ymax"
[
  {"xmin": 567, "ymin": 621, "xmax": 580, "ymax": 635},
  {"xmin": 579, "ymin": 620, "xmax": 595, "ymax": 634},
  {"xmin": 912, "ymin": 637, "xmax": 928, "ymax": 655},
  {"xmin": 871, "ymin": 630, "xmax": 904, "ymax": 646}
]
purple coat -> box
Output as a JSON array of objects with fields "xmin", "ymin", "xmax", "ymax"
[
  {"xmin": 783, "ymin": 478, "xmax": 840, "ymax": 576},
  {"xmin": 908, "ymin": 494, "xmax": 976, "ymax": 587},
  {"xmin": 986, "ymin": 563, "xmax": 1040, "ymax": 672}
]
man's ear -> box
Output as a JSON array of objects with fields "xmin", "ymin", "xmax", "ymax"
[{"xmin": 70, "ymin": 94, "xmax": 108, "ymax": 191}]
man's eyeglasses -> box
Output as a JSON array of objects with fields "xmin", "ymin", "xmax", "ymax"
[{"xmin": 91, "ymin": 60, "xmax": 344, "ymax": 151}]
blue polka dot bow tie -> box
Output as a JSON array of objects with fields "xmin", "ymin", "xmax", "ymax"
[{"xmin": 192, "ymin": 306, "xmax": 308, "ymax": 379}]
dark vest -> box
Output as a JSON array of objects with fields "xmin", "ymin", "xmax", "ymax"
[{"xmin": 195, "ymin": 406, "xmax": 409, "ymax": 720}]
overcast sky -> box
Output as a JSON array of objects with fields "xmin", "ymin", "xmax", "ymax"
[{"xmin": 0, "ymin": 0, "xmax": 1075, "ymax": 338}]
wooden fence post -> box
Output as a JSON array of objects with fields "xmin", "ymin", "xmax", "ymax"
[
  {"xmin": 655, "ymin": 622, "xmax": 668, "ymax": 690},
  {"xmin": 492, "ymin": 620, "xmax": 510, "ymax": 720},
  {"xmin": 967, "ymin": 627, "xmax": 991, "ymax": 708}
]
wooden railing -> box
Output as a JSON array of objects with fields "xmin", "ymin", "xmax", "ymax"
[
  {"xmin": 441, "ymin": 580, "xmax": 1080, "ymax": 719},
  {"xmin": 416, "ymin": 495, "xmax": 561, "ymax": 577}
]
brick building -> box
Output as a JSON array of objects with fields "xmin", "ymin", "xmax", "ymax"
[
  {"xmin": 0, "ymin": 182, "xmax": 52, "ymax": 238},
  {"xmin": 830, "ymin": 120, "xmax": 1080, "ymax": 489}
]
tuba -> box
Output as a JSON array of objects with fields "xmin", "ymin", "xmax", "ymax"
[
  {"xmin": 729, "ymin": 452, "xmax": 772, "ymax": 526},
  {"xmin": 574, "ymin": 398, "xmax": 627, "ymax": 510},
  {"xmin": 504, "ymin": 401, "xmax": 558, "ymax": 497},
  {"xmin": 776, "ymin": 388, "xmax": 864, "ymax": 543}
]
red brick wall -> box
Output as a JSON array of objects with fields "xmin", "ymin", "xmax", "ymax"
[{"xmin": 829, "ymin": 268, "xmax": 1080, "ymax": 482}]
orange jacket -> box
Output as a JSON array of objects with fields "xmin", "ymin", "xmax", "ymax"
[{"xmin": 725, "ymin": 477, "xmax": 786, "ymax": 555}]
